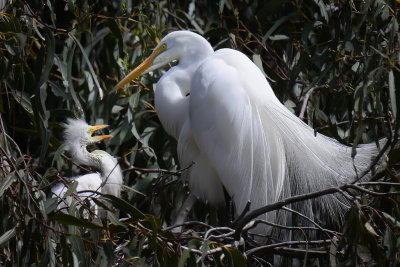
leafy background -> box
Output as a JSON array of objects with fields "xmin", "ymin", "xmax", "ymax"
[{"xmin": 0, "ymin": 0, "xmax": 400, "ymax": 266}]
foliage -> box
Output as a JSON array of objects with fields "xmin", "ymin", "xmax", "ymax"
[{"xmin": 0, "ymin": 0, "xmax": 400, "ymax": 266}]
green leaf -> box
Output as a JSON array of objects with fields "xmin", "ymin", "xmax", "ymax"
[
  {"xmin": 52, "ymin": 213, "xmax": 103, "ymax": 229},
  {"xmin": 11, "ymin": 90, "xmax": 33, "ymax": 114},
  {"xmin": 38, "ymin": 113, "xmax": 50, "ymax": 164},
  {"xmin": 329, "ymin": 236, "xmax": 338, "ymax": 267},
  {"xmin": 100, "ymin": 194, "xmax": 145, "ymax": 220},
  {"xmin": 0, "ymin": 228, "xmax": 16, "ymax": 246},
  {"xmin": 69, "ymin": 33, "xmax": 104, "ymax": 99},
  {"xmin": 229, "ymin": 248, "xmax": 247, "ymax": 266},
  {"xmin": 54, "ymin": 46, "xmax": 83, "ymax": 114},
  {"xmin": 69, "ymin": 235, "xmax": 87, "ymax": 265},
  {"xmin": 389, "ymin": 70, "xmax": 397, "ymax": 119},
  {"xmin": 0, "ymin": 172, "xmax": 15, "ymax": 197},
  {"xmin": 252, "ymin": 54, "xmax": 275, "ymax": 82},
  {"xmin": 35, "ymin": 27, "xmax": 55, "ymax": 95},
  {"xmin": 178, "ymin": 246, "xmax": 192, "ymax": 267},
  {"xmin": 57, "ymin": 181, "xmax": 78, "ymax": 199},
  {"xmin": 44, "ymin": 197, "xmax": 59, "ymax": 215},
  {"xmin": 262, "ymin": 12, "xmax": 297, "ymax": 43}
]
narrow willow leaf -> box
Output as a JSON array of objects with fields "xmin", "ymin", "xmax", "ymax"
[
  {"xmin": 39, "ymin": 113, "xmax": 50, "ymax": 164},
  {"xmin": 35, "ymin": 27, "xmax": 55, "ymax": 94},
  {"xmin": 364, "ymin": 222, "xmax": 379, "ymax": 236},
  {"xmin": 329, "ymin": 236, "xmax": 338, "ymax": 267},
  {"xmin": 100, "ymin": 194, "xmax": 145, "ymax": 220},
  {"xmin": 83, "ymin": 28, "xmax": 111, "ymax": 57},
  {"xmin": 106, "ymin": 20, "xmax": 123, "ymax": 56},
  {"xmin": 83, "ymin": 70, "xmax": 94, "ymax": 93},
  {"xmin": 269, "ymin": 34, "xmax": 290, "ymax": 40},
  {"xmin": 70, "ymin": 235, "xmax": 87, "ymax": 266},
  {"xmin": 54, "ymin": 49, "xmax": 83, "ymax": 114},
  {"xmin": 11, "ymin": 90, "xmax": 33, "ymax": 114},
  {"xmin": 262, "ymin": 12, "xmax": 297, "ymax": 43},
  {"xmin": 389, "ymin": 70, "xmax": 396, "ymax": 118},
  {"xmin": 229, "ymin": 248, "xmax": 247, "ymax": 266},
  {"xmin": 58, "ymin": 180, "xmax": 78, "ymax": 199},
  {"xmin": 52, "ymin": 143, "xmax": 66, "ymax": 167},
  {"xmin": 52, "ymin": 213, "xmax": 103, "ymax": 229},
  {"xmin": 252, "ymin": 54, "xmax": 275, "ymax": 82},
  {"xmin": 69, "ymin": 33, "xmax": 104, "ymax": 99},
  {"xmin": 178, "ymin": 245, "xmax": 192, "ymax": 267},
  {"xmin": 0, "ymin": 172, "xmax": 15, "ymax": 197},
  {"xmin": 0, "ymin": 228, "xmax": 16, "ymax": 246}
]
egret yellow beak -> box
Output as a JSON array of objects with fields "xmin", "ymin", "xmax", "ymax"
[
  {"xmin": 89, "ymin": 125, "xmax": 112, "ymax": 141},
  {"xmin": 111, "ymin": 54, "xmax": 156, "ymax": 93},
  {"xmin": 92, "ymin": 135, "xmax": 112, "ymax": 141},
  {"xmin": 111, "ymin": 45, "xmax": 166, "ymax": 93},
  {"xmin": 89, "ymin": 125, "xmax": 108, "ymax": 133}
]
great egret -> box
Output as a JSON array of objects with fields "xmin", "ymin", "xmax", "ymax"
[
  {"xmin": 52, "ymin": 118, "xmax": 123, "ymax": 214},
  {"xmin": 112, "ymin": 31, "xmax": 379, "ymax": 236}
]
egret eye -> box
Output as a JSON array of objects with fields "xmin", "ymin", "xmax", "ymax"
[{"xmin": 161, "ymin": 43, "xmax": 167, "ymax": 50}]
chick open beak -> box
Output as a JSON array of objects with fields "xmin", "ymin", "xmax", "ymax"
[
  {"xmin": 92, "ymin": 135, "xmax": 112, "ymax": 141},
  {"xmin": 89, "ymin": 125, "xmax": 112, "ymax": 141},
  {"xmin": 89, "ymin": 124, "xmax": 108, "ymax": 132}
]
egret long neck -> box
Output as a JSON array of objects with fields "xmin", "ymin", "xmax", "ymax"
[
  {"xmin": 68, "ymin": 142, "xmax": 97, "ymax": 167},
  {"xmin": 154, "ymin": 39, "xmax": 213, "ymax": 139},
  {"xmin": 96, "ymin": 152, "xmax": 123, "ymax": 197},
  {"xmin": 154, "ymin": 68, "xmax": 191, "ymax": 139}
]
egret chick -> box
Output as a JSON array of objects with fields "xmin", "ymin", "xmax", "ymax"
[{"xmin": 52, "ymin": 118, "xmax": 123, "ymax": 214}]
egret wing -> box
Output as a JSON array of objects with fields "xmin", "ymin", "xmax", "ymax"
[
  {"xmin": 189, "ymin": 49, "xmax": 287, "ymax": 222},
  {"xmin": 189, "ymin": 48, "xmax": 379, "ymax": 230}
]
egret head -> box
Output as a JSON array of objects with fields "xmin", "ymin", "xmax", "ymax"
[
  {"xmin": 112, "ymin": 31, "xmax": 213, "ymax": 93},
  {"xmin": 63, "ymin": 118, "xmax": 112, "ymax": 147}
]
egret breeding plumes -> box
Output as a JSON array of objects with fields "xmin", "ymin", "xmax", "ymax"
[
  {"xmin": 52, "ymin": 118, "xmax": 123, "ymax": 214},
  {"xmin": 113, "ymin": 31, "xmax": 380, "ymax": 236}
]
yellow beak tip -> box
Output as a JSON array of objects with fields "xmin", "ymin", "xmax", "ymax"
[
  {"xmin": 89, "ymin": 124, "xmax": 109, "ymax": 133},
  {"xmin": 92, "ymin": 135, "xmax": 113, "ymax": 142}
]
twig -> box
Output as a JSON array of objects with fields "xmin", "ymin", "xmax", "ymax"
[
  {"xmin": 249, "ymin": 218, "xmax": 339, "ymax": 234},
  {"xmin": 245, "ymin": 239, "xmax": 331, "ymax": 257},
  {"xmin": 232, "ymin": 201, "xmax": 251, "ymax": 226},
  {"xmin": 204, "ymin": 227, "xmax": 235, "ymax": 240},
  {"xmin": 266, "ymin": 247, "xmax": 328, "ymax": 257},
  {"xmin": 123, "ymin": 166, "xmax": 182, "ymax": 175},
  {"xmin": 163, "ymin": 220, "xmax": 214, "ymax": 232},
  {"xmin": 298, "ymin": 85, "xmax": 325, "ymax": 119}
]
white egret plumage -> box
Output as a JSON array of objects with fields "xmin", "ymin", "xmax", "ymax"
[
  {"xmin": 113, "ymin": 31, "xmax": 379, "ymax": 236},
  {"xmin": 52, "ymin": 118, "xmax": 123, "ymax": 214}
]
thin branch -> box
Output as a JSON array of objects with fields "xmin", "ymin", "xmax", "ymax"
[
  {"xmin": 232, "ymin": 200, "xmax": 251, "ymax": 226},
  {"xmin": 249, "ymin": 218, "xmax": 339, "ymax": 234},
  {"xmin": 234, "ymin": 182, "xmax": 400, "ymax": 240},
  {"xmin": 267, "ymin": 247, "xmax": 328, "ymax": 257},
  {"xmin": 204, "ymin": 227, "xmax": 235, "ymax": 240},
  {"xmin": 163, "ymin": 220, "xmax": 214, "ymax": 231},
  {"xmin": 123, "ymin": 166, "xmax": 184, "ymax": 176},
  {"xmin": 246, "ymin": 239, "xmax": 331, "ymax": 257},
  {"xmin": 298, "ymin": 85, "xmax": 325, "ymax": 119}
]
